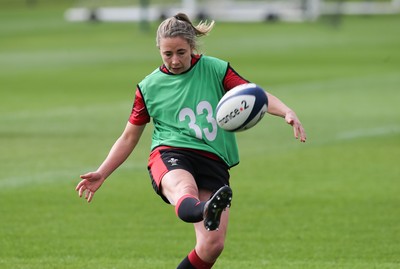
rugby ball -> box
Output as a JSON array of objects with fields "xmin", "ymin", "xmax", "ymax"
[{"xmin": 216, "ymin": 83, "xmax": 268, "ymax": 132}]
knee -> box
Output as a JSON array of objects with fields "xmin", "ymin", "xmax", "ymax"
[
  {"xmin": 197, "ymin": 235, "xmax": 225, "ymax": 261},
  {"xmin": 210, "ymin": 240, "xmax": 225, "ymax": 258}
]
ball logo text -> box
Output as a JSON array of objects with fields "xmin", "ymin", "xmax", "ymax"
[{"xmin": 218, "ymin": 100, "xmax": 249, "ymax": 127}]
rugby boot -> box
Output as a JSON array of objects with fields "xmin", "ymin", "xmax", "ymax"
[{"xmin": 203, "ymin": 185, "xmax": 232, "ymax": 231}]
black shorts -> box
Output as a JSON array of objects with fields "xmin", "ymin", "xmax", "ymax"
[{"xmin": 148, "ymin": 147, "xmax": 230, "ymax": 204}]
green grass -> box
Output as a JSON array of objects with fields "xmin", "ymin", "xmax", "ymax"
[{"xmin": 0, "ymin": 6, "xmax": 399, "ymax": 269}]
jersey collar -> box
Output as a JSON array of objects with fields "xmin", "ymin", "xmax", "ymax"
[{"xmin": 160, "ymin": 54, "xmax": 202, "ymax": 75}]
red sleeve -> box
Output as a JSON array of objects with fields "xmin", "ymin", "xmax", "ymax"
[
  {"xmin": 223, "ymin": 64, "xmax": 250, "ymax": 91},
  {"xmin": 128, "ymin": 87, "xmax": 150, "ymax": 125}
]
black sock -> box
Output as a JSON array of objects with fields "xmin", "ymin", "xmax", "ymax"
[
  {"xmin": 176, "ymin": 195, "xmax": 205, "ymax": 223},
  {"xmin": 176, "ymin": 255, "xmax": 196, "ymax": 269}
]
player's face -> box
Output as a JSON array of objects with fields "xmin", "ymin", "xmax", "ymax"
[{"xmin": 159, "ymin": 37, "xmax": 193, "ymax": 74}]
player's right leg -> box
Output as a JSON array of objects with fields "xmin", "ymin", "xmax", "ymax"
[
  {"xmin": 177, "ymin": 188, "xmax": 230, "ymax": 269},
  {"xmin": 195, "ymin": 188, "xmax": 231, "ymax": 266}
]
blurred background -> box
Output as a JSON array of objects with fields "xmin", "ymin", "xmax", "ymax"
[
  {"xmin": 3, "ymin": 0, "xmax": 400, "ymax": 22},
  {"xmin": 1, "ymin": 1, "xmax": 399, "ymax": 269}
]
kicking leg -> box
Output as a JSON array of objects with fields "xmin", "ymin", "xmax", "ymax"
[{"xmin": 177, "ymin": 189, "xmax": 230, "ymax": 268}]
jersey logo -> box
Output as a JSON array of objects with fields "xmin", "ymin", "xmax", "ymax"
[{"xmin": 167, "ymin": 157, "xmax": 179, "ymax": 166}]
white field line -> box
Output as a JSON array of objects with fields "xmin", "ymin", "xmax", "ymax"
[
  {"xmin": 0, "ymin": 169, "xmax": 78, "ymax": 189},
  {"xmin": 0, "ymin": 162, "xmax": 145, "ymax": 190},
  {"xmin": 239, "ymin": 124, "xmax": 400, "ymax": 156},
  {"xmin": 0, "ymin": 102, "xmax": 129, "ymax": 121},
  {"xmin": 336, "ymin": 125, "xmax": 400, "ymax": 140}
]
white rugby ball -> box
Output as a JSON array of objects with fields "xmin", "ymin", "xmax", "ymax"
[{"xmin": 216, "ymin": 83, "xmax": 268, "ymax": 132}]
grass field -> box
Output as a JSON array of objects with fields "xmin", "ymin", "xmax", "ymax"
[{"xmin": 0, "ymin": 5, "xmax": 399, "ymax": 269}]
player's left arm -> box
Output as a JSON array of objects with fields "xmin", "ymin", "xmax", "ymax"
[
  {"xmin": 223, "ymin": 64, "xmax": 249, "ymax": 90},
  {"xmin": 266, "ymin": 92, "xmax": 306, "ymax": 143}
]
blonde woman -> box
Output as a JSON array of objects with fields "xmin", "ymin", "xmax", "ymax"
[{"xmin": 76, "ymin": 13, "xmax": 306, "ymax": 268}]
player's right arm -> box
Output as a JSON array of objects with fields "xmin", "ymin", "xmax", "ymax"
[
  {"xmin": 76, "ymin": 122, "xmax": 146, "ymax": 202},
  {"xmin": 76, "ymin": 87, "xmax": 150, "ymax": 202}
]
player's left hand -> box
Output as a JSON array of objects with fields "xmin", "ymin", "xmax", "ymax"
[{"xmin": 285, "ymin": 110, "xmax": 306, "ymax": 142}]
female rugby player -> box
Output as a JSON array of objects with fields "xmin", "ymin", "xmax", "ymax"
[{"xmin": 75, "ymin": 13, "xmax": 306, "ymax": 269}]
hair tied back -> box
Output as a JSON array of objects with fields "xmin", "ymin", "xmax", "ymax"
[{"xmin": 174, "ymin": 14, "xmax": 183, "ymax": 20}]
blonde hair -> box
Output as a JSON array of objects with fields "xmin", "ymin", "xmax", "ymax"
[{"xmin": 156, "ymin": 13, "xmax": 215, "ymax": 50}]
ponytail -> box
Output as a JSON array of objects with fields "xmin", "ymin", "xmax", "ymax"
[{"xmin": 156, "ymin": 13, "xmax": 215, "ymax": 50}]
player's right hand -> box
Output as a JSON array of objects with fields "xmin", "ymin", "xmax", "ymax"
[{"xmin": 75, "ymin": 172, "xmax": 105, "ymax": 203}]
